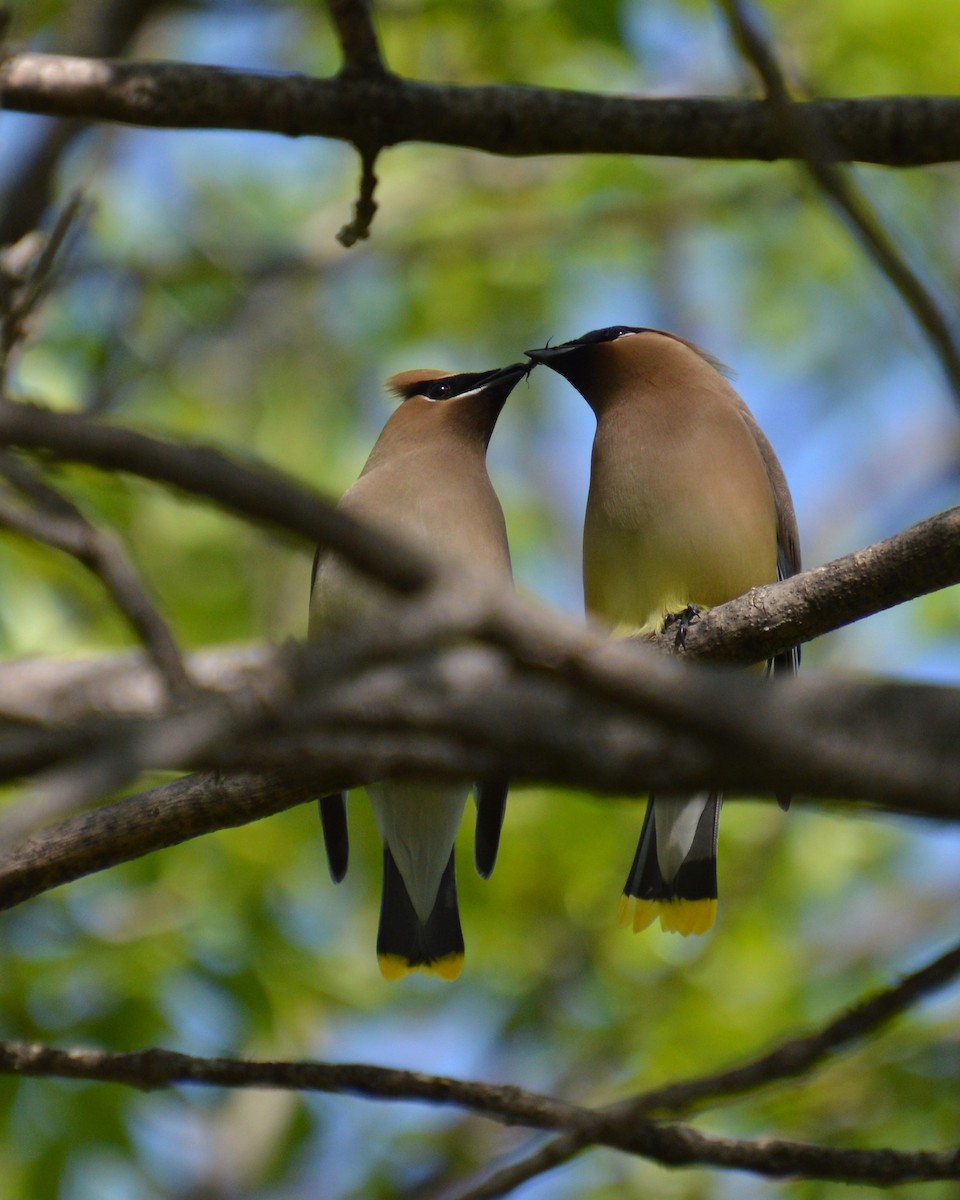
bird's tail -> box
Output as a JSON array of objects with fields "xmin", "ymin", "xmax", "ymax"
[
  {"xmin": 377, "ymin": 847, "xmax": 464, "ymax": 981},
  {"xmin": 618, "ymin": 793, "xmax": 721, "ymax": 936}
]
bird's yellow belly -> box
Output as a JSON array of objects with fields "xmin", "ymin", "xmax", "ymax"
[{"xmin": 585, "ymin": 513, "xmax": 776, "ymax": 637}]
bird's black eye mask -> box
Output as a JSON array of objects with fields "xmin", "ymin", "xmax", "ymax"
[
  {"xmin": 397, "ymin": 362, "xmax": 530, "ymax": 403},
  {"xmin": 419, "ymin": 372, "xmax": 490, "ymax": 401},
  {"xmin": 564, "ymin": 325, "xmax": 648, "ymax": 347}
]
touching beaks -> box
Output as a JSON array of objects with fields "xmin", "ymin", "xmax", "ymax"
[{"xmin": 525, "ymin": 344, "xmax": 567, "ymax": 364}]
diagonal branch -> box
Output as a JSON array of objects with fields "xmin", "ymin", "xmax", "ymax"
[
  {"xmin": 656, "ymin": 506, "xmax": 960, "ymax": 665},
  {"xmin": 0, "ymin": 396, "xmax": 432, "ymax": 593},
  {"xmin": 717, "ymin": 0, "xmax": 960, "ymax": 402},
  {"xmin": 3, "ymin": 54, "xmax": 960, "ymax": 166},
  {"xmin": 0, "ymin": 453, "xmax": 191, "ymax": 700},
  {"xmin": 612, "ymin": 937, "xmax": 960, "ymax": 1118},
  {"xmin": 0, "ymin": 192, "xmax": 88, "ymax": 385},
  {"xmin": 455, "ymin": 936, "xmax": 960, "ymax": 1199}
]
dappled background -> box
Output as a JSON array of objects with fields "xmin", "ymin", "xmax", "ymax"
[{"xmin": 1, "ymin": 0, "xmax": 960, "ymax": 1196}]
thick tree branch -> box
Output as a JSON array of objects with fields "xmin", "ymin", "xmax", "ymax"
[
  {"xmin": 5, "ymin": 625, "xmax": 960, "ymax": 914},
  {"xmin": 718, "ymin": 0, "xmax": 960, "ymax": 402},
  {"xmin": 3, "ymin": 54, "xmax": 960, "ymax": 166}
]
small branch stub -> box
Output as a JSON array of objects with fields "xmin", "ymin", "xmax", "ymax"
[{"xmin": 337, "ymin": 146, "xmax": 379, "ymax": 246}]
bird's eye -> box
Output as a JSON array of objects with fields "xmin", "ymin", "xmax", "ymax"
[{"xmin": 424, "ymin": 380, "xmax": 456, "ymax": 400}]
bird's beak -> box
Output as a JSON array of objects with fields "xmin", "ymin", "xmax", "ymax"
[
  {"xmin": 524, "ymin": 345, "xmax": 568, "ymax": 364},
  {"xmin": 481, "ymin": 361, "xmax": 533, "ymax": 386}
]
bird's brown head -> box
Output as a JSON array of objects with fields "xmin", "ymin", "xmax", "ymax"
[
  {"xmin": 384, "ymin": 362, "xmax": 530, "ymax": 447},
  {"xmin": 526, "ymin": 326, "xmax": 727, "ymax": 412}
]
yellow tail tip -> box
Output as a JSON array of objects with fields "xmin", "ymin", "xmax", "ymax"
[
  {"xmin": 426, "ymin": 953, "xmax": 464, "ymax": 981},
  {"xmin": 378, "ymin": 952, "xmax": 464, "ymax": 982},
  {"xmin": 619, "ymin": 896, "xmax": 717, "ymax": 937}
]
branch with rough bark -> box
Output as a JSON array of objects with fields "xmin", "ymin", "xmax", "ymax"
[{"xmin": 4, "ymin": 54, "xmax": 960, "ymax": 167}]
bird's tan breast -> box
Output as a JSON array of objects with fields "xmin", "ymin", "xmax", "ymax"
[
  {"xmin": 310, "ymin": 445, "xmax": 510, "ymax": 635},
  {"xmin": 584, "ymin": 397, "xmax": 779, "ymax": 634}
]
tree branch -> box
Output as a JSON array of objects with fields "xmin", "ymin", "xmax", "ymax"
[
  {"xmin": 717, "ymin": 0, "xmax": 960, "ymax": 403},
  {"xmin": 0, "ymin": 1039, "xmax": 956, "ymax": 1185},
  {"xmin": 613, "ymin": 937, "xmax": 960, "ymax": 1119},
  {"xmin": 0, "ymin": 770, "xmax": 318, "ymax": 912},
  {"xmin": 0, "ymin": 397, "xmax": 432, "ymax": 593},
  {"xmin": 457, "ymin": 936, "xmax": 960, "ymax": 1198},
  {"xmin": 3, "ymin": 54, "xmax": 960, "ymax": 166},
  {"xmin": 0, "ymin": 395, "xmax": 957, "ymax": 675},
  {"xmin": 0, "ymin": 0, "xmax": 167, "ymax": 246},
  {"xmin": 0, "ymin": 453, "xmax": 192, "ymax": 701},
  {"xmin": 656, "ymin": 507, "xmax": 960, "ymax": 665},
  {"xmin": 325, "ymin": 0, "xmax": 388, "ymax": 76},
  {"xmin": 336, "ymin": 144, "xmax": 379, "ymax": 246},
  {"xmin": 5, "ymin": 618, "xmax": 960, "ymax": 915}
]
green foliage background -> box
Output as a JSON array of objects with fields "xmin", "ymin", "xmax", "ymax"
[{"xmin": 1, "ymin": 1, "xmax": 960, "ymax": 1197}]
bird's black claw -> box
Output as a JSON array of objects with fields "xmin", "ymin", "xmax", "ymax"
[{"xmin": 663, "ymin": 604, "xmax": 702, "ymax": 650}]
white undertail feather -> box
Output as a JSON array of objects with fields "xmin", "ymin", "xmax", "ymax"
[
  {"xmin": 366, "ymin": 780, "xmax": 470, "ymax": 923},
  {"xmin": 654, "ymin": 794, "xmax": 711, "ymax": 882}
]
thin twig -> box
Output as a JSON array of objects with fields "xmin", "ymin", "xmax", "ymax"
[
  {"xmin": 337, "ymin": 145, "xmax": 380, "ymax": 246},
  {"xmin": 0, "ymin": 1039, "xmax": 956, "ymax": 1184},
  {"xmin": 717, "ymin": 0, "xmax": 960, "ymax": 402},
  {"xmin": 447, "ymin": 1134, "xmax": 585, "ymax": 1200},
  {"xmin": 0, "ymin": 453, "xmax": 192, "ymax": 699},
  {"xmin": 0, "ymin": 192, "xmax": 88, "ymax": 383},
  {"xmin": 612, "ymin": 937, "xmax": 960, "ymax": 1118},
  {"xmin": 0, "ymin": 0, "xmax": 168, "ymax": 246}
]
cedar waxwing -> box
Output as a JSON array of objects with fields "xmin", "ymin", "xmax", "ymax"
[
  {"xmin": 309, "ymin": 362, "xmax": 527, "ymax": 979},
  {"xmin": 527, "ymin": 326, "xmax": 800, "ymax": 937}
]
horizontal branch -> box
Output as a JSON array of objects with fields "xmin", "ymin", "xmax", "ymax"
[
  {"xmin": 0, "ymin": 1039, "xmax": 582, "ymax": 1127},
  {"xmin": 3, "ymin": 53, "xmax": 960, "ymax": 166},
  {"xmin": 5, "ymin": 629, "xmax": 960, "ymax": 912},
  {"xmin": 0, "ymin": 1039, "xmax": 956, "ymax": 1185}
]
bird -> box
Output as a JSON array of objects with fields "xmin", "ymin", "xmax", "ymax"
[
  {"xmin": 526, "ymin": 326, "xmax": 799, "ymax": 937},
  {"xmin": 308, "ymin": 361, "xmax": 527, "ymax": 979}
]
